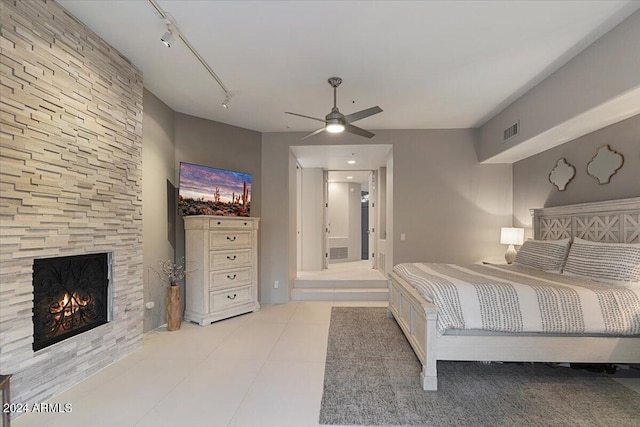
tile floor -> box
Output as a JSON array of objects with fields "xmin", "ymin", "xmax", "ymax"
[
  {"xmin": 12, "ymin": 301, "xmax": 384, "ymax": 427},
  {"xmin": 13, "ymin": 301, "xmax": 640, "ymax": 427}
]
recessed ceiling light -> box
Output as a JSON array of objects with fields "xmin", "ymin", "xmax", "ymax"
[
  {"xmin": 346, "ymin": 176, "xmax": 353, "ymax": 180},
  {"xmin": 347, "ymin": 160, "xmax": 356, "ymax": 164}
]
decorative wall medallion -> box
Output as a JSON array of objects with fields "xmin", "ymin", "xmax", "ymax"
[
  {"xmin": 587, "ymin": 145, "xmax": 624, "ymax": 184},
  {"xmin": 549, "ymin": 158, "xmax": 575, "ymax": 191}
]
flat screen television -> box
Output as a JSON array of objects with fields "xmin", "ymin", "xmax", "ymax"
[{"xmin": 178, "ymin": 162, "xmax": 251, "ymax": 217}]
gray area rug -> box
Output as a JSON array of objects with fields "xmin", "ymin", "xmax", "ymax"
[{"xmin": 319, "ymin": 307, "xmax": 640, "ymax": 427}]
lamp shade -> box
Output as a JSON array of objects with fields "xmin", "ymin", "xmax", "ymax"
[{"xmin": 500, "ymin": 227, "xmax": 524, "ymax": 245}]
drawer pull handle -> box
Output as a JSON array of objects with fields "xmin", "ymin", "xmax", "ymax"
[
  {"xmin": 244, "ymin": 222, "xmax": 248, "ymax": 226},
  {"xmin": 227, "ymin": 274, "xmax": 237, "ymax": 280},
  {"xmin": 227, "ymin": 255, "xmax": 237, "ymax": 260},
  {"xmin": 226, "ymin": 236, "xmax": 236, "ymax": 242},
  {"xmin": 217, "ymin": 221, "xmax": 221, "ymax": 225},
  {"xmin": 227, "ymin": 293, "xmax": 237, "ymax": 300}
]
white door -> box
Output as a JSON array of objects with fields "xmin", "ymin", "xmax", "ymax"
[
  {"xmin": 322, "ymin": 170, "xmax": 329, "ymax": 269},
  {"xmin": 368, "ymin": 171, "xmax": 377, "ymax": 268},
  {"xmin": 296, "ymin": 164, "xmax": 302, "ymax": 272}
]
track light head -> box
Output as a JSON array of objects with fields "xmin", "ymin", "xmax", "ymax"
[
  {"xmin": 161, "ymin": 29, "xmax": 174, "ymax": 48},
  {"xmin": 221, "ymin": 95, "xmax": 231, "ymax": 109}
]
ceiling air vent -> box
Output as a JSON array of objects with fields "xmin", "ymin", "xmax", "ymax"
[{"xmin": 503, "ymin": 121, "xmax": 519, "ymax": 142}]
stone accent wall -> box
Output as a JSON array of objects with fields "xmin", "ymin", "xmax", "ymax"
[{"xmin": 0, "ymin": 0, "xmax": 144, "ymax": 408}]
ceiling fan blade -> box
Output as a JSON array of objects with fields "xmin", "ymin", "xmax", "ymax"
[
  {"xmin": 285, "ymin": 112, "xmax": 325, "ymax": 123},
  {"xmin": 344, "ymin": 124, "xmax": 375, "ymax": 139},
  {"xmin": 300, "ymin": 127, "xmax": 326, "ymax": 141},
  {"xmin": 344, "ymin": 106, "xmax": 382, "ymax": 124}
]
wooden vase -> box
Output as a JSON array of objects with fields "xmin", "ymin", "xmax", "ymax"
[{"xmin": 166, "ymin": 285, "xmax": 181, "ymax": 331}]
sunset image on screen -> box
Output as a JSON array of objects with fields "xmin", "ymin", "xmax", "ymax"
[{"xmin": 178, "ymin": 163, "xmax": 251, "ymax": 217}]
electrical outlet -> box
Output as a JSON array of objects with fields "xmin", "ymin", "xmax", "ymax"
[
  {"xmin": 145, "ymin": 301, "xmax": 155, "ymax": 309},
  {"xmin": 274, "ymin": 280, "xmax": 279, "ymax": 289},
  {"xmin": 400, "ymin": 233, "xmax": 406, "ymax": 241}
]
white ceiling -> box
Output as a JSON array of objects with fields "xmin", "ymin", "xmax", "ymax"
[
  {"xmin": 58, "ymin": 0, "xmax": 640, "ymax": 134},
  {"xmin": 291, "ymin": 144, "xmax": 392, "ymax": 170},
  {"xmin": 328, "ymin": 171, "xmax": 372, "ymax": 189}
]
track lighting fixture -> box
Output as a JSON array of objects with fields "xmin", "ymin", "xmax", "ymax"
[
  {"xmin": 161, "ymin": 27, "xmax": 174, "ymax": 48},
  {"xmin": 149, "ymin": 0, "xmax": 232, "ymax": 109},
  {"xmin": 221, "ymin": 95, "xmax": 231, "ymax": 109}
]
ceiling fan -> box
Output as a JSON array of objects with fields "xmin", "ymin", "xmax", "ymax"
[{"xmin": 286, "ymin": 77, "xmax": 383, "ymax": 140}]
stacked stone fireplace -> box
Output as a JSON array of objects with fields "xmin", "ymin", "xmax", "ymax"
[{"xmin": 0, "ymin": 0, "xmax": 144, "ymax": 412}]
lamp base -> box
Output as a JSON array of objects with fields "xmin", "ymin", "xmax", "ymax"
[{"xmin": 504, "ymin": 244, "xmax": 517, "ymax": 264}]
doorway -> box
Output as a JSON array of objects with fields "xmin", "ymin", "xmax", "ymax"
[
  {"xmin": 361, "ymin": 190, "xmax": 368, "ymax": 260},
  {"xmin": 291, "ymin": 144, "xmax": 392, "ymax": 282},
  {"xmin": 326, "ymin": 170, "xmax": 372, "ymax": 266}
]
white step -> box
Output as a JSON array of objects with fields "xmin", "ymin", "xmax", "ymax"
[
  {"xmin": 291, "ymin": 287, "xmax": 389, "ymax": 302},
  {"xmin": 294, "ymin": 279, "xmax": 388, "ymax": 289}
]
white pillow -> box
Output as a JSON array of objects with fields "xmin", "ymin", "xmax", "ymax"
[
  {"xmin": 513, "ymin": 238, "xmax": 571, "ymax": 273},
  {"xmin": 562, "ymin": 237, "xmax": 640, "ymax": 287}
]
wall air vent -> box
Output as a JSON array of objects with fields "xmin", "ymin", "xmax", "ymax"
[
  {"xmin": 330, "ymin": 247, "xmax": 348, "ymax": 260},
  {"xmin": 503, "ymin": 121, "xmax": 519, "ymax": 142}
]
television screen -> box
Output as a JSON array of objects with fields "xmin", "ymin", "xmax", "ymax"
[{"xmin": 178, "ymin": 162, "xmax": 251, "ymax": 217}]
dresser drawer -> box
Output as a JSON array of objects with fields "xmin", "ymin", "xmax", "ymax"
[
  {"xmin": 210, "ymin": 267, "xmax": 251, "ymax": 289},
  {"xmin": 210, "ymin": 286, "xmax": 252, "ymax": 310},
  {"xmin": 210, "ymin": 231, "xmax": 251, "ymax": 248},
  {"xmin": 210, "ymin": 249, "xmax": 251, "ymax": 270},
  {"xmin": 210, "ymin": 219, "xmax": 254, "ymax": 229}
]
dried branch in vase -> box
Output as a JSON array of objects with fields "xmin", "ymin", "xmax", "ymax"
[{"xmin": 151, "ymin": 258, "xmax": 191, "ymax": 287}]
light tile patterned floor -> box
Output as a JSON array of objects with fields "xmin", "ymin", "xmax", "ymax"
[{"xmin": 13, "ymin": 301, "xmax": 640, "ymax": 427}]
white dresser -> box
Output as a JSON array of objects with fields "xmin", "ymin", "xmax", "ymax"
[{"xmin": 183, "ymin": 216, "xmax": 260, "ymax": 325}]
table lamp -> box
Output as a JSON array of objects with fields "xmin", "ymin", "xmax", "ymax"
[{"xmin": 500, "ymin": 227, "xmax": 524, "ymax": 264}]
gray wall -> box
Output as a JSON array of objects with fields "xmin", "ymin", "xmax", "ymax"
[
  {"xmin": 173, "ymin": 113, "xmax": 262, "ymax": 307},
  {"xmin": 391, "ymin": 130, "xmax": 513, "ymax": 264},
  {"xmin": 142, "ymin": 89, "xmax": 176, "ymax": 332},
  {"xmin": 140, "ymin": 100, "xmax": 262, "ymax": 331},
  {"xmin": 477, "ymin": 10, "xmax": 640, "ymax": 162},
  {"xmin": 513, "ymin": 114, "xmax": 640, "ymax": 234},
  {"xmin": 261, "ymin": 130, "xmax": 513, "ymax": 303}
]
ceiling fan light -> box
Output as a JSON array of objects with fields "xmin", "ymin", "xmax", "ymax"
[{"xmin": 326, "ymin": 123, "xmax": 345, "ymax": 133}]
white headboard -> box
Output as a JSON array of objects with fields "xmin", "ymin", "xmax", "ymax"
[{"xmin": 532, "ymin": 197, "xmax": 640, "ymax": 243}]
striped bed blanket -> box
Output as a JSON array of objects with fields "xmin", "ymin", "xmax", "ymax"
[{"xmin": 392, "ymin": 263, "xmax": 640, "ymax": 336}]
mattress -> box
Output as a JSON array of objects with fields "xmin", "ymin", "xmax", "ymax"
[{"xmin": 392, "ymin": 263, "xmax": 640, "ymax": 336}]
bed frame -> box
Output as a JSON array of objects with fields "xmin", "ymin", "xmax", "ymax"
[{"xmin": 388, "ymin": 197, "xmax": 640, "ymax": 390}]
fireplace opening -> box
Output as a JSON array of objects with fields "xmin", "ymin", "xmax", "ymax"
[{"xmin": 32, "ymin": 253, "xmax": 111, "ymax": 351}]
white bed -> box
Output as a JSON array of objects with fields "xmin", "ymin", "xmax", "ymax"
[{"xmin": 388, "ymin": 197, "xmax": 640, "ymax": 391}]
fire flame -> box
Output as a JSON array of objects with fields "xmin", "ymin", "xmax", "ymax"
[{"xmin": 52, "ymin": 292, "xmax": 87, "ymax": 319}]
